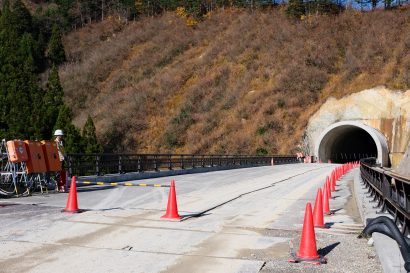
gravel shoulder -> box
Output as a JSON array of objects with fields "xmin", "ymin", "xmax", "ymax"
[{"xmin": 259, "ymin": 169, "xmax": 383, "ymax": 273}]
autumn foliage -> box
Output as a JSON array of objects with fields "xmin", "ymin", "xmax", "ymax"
[{"xmin": 60, "ymin": 8, "xmax": 410, "ymax": 154}]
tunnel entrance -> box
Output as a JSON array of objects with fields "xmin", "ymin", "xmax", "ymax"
[
  {"xmin": 323, "ymin": 127, "xmax": 377, "ymax": 163},
  {"xmin": 316, "ymin": 121, "xmax": 389, "ymax": 166}
]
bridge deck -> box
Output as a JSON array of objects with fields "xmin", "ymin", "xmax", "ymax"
[{"xmin": 0, "ymin": 164, "xmax": 381, "ymax": 273}]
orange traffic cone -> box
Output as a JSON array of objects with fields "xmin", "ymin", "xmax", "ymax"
[
  {"xmin": 62, "ymin": 176, "xmax": 81, "ymax": 213},
  {"xmin": 289, "ymin": 203, "xmax": 326, "ymax": 264},
  {"xmin": 313, "ymin": 189, "xmax": 326, "ymax": 228},
  {"xmin": 161, "ymin": 180, "xmax": 181, "ymax": 220},
  {"xmin": 330, "ymin": 176, "xmax": 336, "ymax": 192},
  {"xmin": 325, "ymin": 180, "xmax": 332, "ymax": 199},
  {"xmin": 323, "ymin": 183, "xmax": 331, "ymax": 215}
]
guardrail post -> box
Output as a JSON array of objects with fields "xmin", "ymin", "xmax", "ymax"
[
  {"xmin": 96, "ymin": 155, "xmax": 100, "ymax": 176},
  {"xmin": 192, "ymin": 155, "xmax": 195, "ymax": 169},
  {"xmin": 67, "ymin": 155, "xmax": 73, "ymax": 177},
  {"xmin": 181, "ymin": 155, "xmax": 185, "ymax": 170},
  {"xmin": 168, "ymin": 155, "xmax": 172, "ymax": 170},
  {"xmin": 154, "ymin": 155, "xmax": 158, "ymax": 172},
  {"xmin": 201, "ymin": 155, "xmax": 205, "ymax": 168},
  {"xmin": 138, "ymin": 156, "xmax": 142, "ymax": 172},
  {"xmin": 118, "ymin": 155, "xmax": 122, "ymax": 174}
]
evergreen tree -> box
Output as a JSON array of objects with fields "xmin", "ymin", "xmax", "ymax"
[
  {"xmin": 0, "ymin": 0, "xmax": 88, "ymax": 151},
  {"xmin": 0, "ymin": 0, "xmax": 12, "ymax": 31},
  {"xmin": 82, "ymin": 115, "xmax": 103, "ymax": 153},
  {"xmin": 47, "ymin": 24, "xmax": 66, "ymax": 65},
  {"xmin": 0, "ymin": 29, "xmax": 41, "ymax": 140},
  {"xmin": 286, "ymin": 0, "xmax": 305, "ymax": 18},
  {"xmin": 10, "ymin": 0, "xmax": 32, "ymax": 36},
  {"xmin": 17, "ymin": 33, "xmax": 36, "ymax": 72},
  {"xmin": 42, "ymin": 66, "xmax": 64, "ymax": 138}
]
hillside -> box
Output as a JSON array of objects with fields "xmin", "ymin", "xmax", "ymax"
[{"xmin": 60, "ymin": 8, "xmax": 410, "ymax": 154}]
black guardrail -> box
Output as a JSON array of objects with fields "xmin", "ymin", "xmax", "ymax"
[
  {"xmin": 360, "ymin": 159, "xmax": 410, "ymax": 236},
  {"xmin": 66, "ymin": 154, "xmax": 299, "ymax": 177}
]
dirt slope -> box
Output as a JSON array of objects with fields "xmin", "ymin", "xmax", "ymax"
[{"xmin": 60, "ymin": 8, "xmax": 410, "ymax": 154}]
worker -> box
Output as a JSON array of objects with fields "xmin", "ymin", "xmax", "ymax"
[{"xmin": 54, "ymin": 129, "xmax": 66, "ymax": 192}]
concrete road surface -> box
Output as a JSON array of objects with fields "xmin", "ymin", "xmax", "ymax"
[{"xmin": 0, "ymin": 164, "xmax": 381, "ymax": 273}]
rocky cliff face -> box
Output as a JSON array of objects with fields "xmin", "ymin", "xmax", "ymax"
[
  {"xmin": 397, "ymin": 144, "xmax": 410, "ymax": 176},
  {"xmin": 306, "ymin": 86, "xmax": 410, "ymax": 168}
]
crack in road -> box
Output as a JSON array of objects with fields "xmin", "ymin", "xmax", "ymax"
[{"xmin": 181, "ymin": 165, "xmax": 331, "ymax": 221}]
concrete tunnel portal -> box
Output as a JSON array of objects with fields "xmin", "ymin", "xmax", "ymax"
[{"xmin": 315, "ymin": 121, "xmax": 390, "ymax": 167}]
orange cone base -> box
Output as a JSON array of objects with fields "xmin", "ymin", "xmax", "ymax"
[
  {"xmin": 289, "ymin": 253, "xmax": 327, "ymax": 264},
  {"xmin": 161, "ymin": 214, "xmax": 181, "ymax": 220},
  {"xmin": 61, "ymin": 208, "xmax": 83, "ymax": 214}
]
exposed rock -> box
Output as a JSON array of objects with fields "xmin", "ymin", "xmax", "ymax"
[
  {"xmin": 396, "ymin": 143, "xmax": 410, "ymax": 177},
  {"xmin": 306, "ymin": 86, "xmax": 410, "ymax": 168}
]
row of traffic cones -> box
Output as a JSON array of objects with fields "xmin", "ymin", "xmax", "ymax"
[
  {"xmin": 62, "ymin": 162, "xmax": 362, "ymax": 265},
  {"xmin": 61, "ymin": 176, "xmax": 182, "ymax": 220},
  {"xmin": 290, "ymin": 161, "xmax": 360, "ymax": 265}
]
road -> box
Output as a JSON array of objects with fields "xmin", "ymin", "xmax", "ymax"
[{"xmin": 0, "ymin": 164, "xmax": 381, "ymax": 273}]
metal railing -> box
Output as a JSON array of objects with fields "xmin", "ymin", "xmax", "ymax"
[
  {"xmin": 360, "ymin": 158, "xmax": 410, "ymax": 236},
  {"xmin": 330, "ymin": 153, "xmax": 377, "ymax": 162},
  {"xmin": 66, "ymin": 154, "xmax": 299, "ymax": 177}
]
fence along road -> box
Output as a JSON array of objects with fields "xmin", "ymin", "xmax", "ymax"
[
  {"xmin": 66, "ymin": 153, "xmax": 298, "ymax": 177},
  {"xmin": 0, "ymin": 164, "xmax": 380, "ymax": 273}
]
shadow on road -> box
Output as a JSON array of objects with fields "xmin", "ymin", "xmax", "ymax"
[
  {"xmin": 331, "ymin": 208, "xmax": 343, "ymax": 214},
  {"xmin": 180, "ymin": 212, "xmax": 212, "ymax": 221},
  {"xmin": 318, "ymin": 242, "xmax": 340, "ymax": 256}
]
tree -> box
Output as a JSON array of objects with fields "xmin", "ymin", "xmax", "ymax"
[
  {"xmin": 42, "ymin": 66, "xmax": 64, "ymax": 138},
  {"xmin": 82, "ymin": 115, "xmax": 103, "ymax": 153},
  {"xmin": 10, "ymin": 0, "xmax": 32, "ymax": 36},
  {"xmin": 286, "ymin": 0, "xmax": 305, "ymax": 18},
  {"xmin": 0, "ymin": 0, "xmax": 12, "ymax": 31},
  {"xmin": 47, "ymin": 24, "xmax": 66, "ymax": 65},
  {"xmin": 1, "ymin": 29, "xmax": 43, "ymax": 140},
  {"xmin": 17, "ymin": 33, "xmax": 37, "ymax": 72}
]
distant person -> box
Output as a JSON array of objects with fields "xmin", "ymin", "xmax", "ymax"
[{"xmin": 54, "ymin": 129, "xmax": 66, "ymax": 192}]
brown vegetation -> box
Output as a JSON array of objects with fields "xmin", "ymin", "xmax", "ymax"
[{"xmin": 60, "ymin": 8, "xmax": 410, "ymax": 154}]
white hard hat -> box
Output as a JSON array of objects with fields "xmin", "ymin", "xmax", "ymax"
[{"xmin": 54, "ymin": 129, "xmax": 64, "ymax": 136}]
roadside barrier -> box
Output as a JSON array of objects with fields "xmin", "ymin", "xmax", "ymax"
[
  {"xmin": 359, "ymin": 216, "xmax": 410, "ymax": 272},
  {"xmin": 0, "ymin": 139, "xmax": 63, "ymax": 197},
  {"xmin": 66, "ymin": 153, "xmax": 298, "ymax": 177},
  {"xmin": 76, "ymin": 181, "xmax": 169, "ymax": 187},
  {"xmin": 360, "ymin": 159, "xmax": 410, "ymax": 236}
]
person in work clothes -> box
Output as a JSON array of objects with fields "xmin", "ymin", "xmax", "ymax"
[{"xmin": 54, "ymin": 129, "xmax": 66, "ymax": 192}]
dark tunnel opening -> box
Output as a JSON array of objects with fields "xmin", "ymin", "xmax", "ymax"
[{"xmin": 323, "ymin": 127, "xmax": 378, "ymax": 164}]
